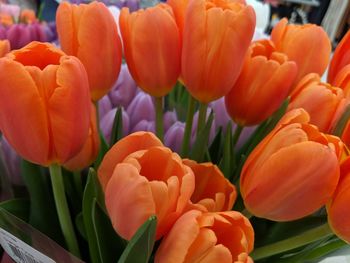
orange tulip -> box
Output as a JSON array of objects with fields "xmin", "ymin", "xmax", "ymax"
[
  {"xmin": 155, "ymin": 210, "xmax": 254, "ymax": 263},
  {"xmin": 240, "ymin": 109, "xmax": 342, "ymax": 221},
  {"xmin": 56, "ymin": 1, "xmax": 122, "ymax": 101},
  {"xmin": 99, "ymin": 132, "xmax": 195, "ymax": 240},
  {"xmin": 0, "ymin": 14, "xmax": 13, "ymax": 26},
  {"xmin": 0, "ymin": 42, "xmax": 91, "ymax": 166},
  {"xmin": 327, "ymin": 157, "xmax": 350, "ymax": 243},
  {"xmin": 0, "ymin": 40, "xmax": 10, "ymax": 57},
  {"xmin": 119, "ymin": 3, "xmax": 181, "ymax": 97},
  {"xmin": 328, "ymin": 30, "xmax": 350, "ymax": 85},
  {"xmin": 181, "ymin": 0, "xmax": 255, "ymax": 103},
  {"xmin": 271, "ymin": 18, "xmax": 331, "ymax": 86},
  {"xmin": 167, "ymin": 0, "xmax": 188, "ymax": 38},
  {"xmin": 183, "ymin": 159, "xmax": 236, "ymax": 212},
  {"xmin": 63, "ymin": 104, "xmax": 100, "ymax": 171},
  {"xmin": 288, "ymin": 73, "xmax": 347, "ymax": 133},
  {"xmin": 225, "ymin": 39, "xmax": 297, "ymax": 126},
  {"xmin": 332, "ymin": 64, "xmax": 350, "ymax": 99},
  {"xmin": 19, "ymin": 9, "xmax": 37, "ymax": 24}
]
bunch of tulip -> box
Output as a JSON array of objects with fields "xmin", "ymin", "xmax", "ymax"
[{"xmin": 1, "ymin": 0, "xmax": 350, "ymax": 262}]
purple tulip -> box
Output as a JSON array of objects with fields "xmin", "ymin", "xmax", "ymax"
[
  {"xmin": 99, "ymin": 95, "xmax": 113, "ymax": 120},
  {"xmin": 234, "ymin": 124, "xmax": 257, "ymax": 150},
  {"xmin": 0, "ymin": 25, "xmax": 6, "ymax": 39},
  {"xmin": 164, "ymin": 121, "xmax": 185, "ymax": 153},
  {"xmin": 6, "ymin": 24, "xmax": 31, "ymax": 49},
  {"xmin": 100, "ymin": 108, "xmax": 130, "ymax": 144},
  {"xmin": 131, "ymin": 120, "xmax": 155, "ymax": 133},
  {"xmin": 109, "ymin": 64, "xmax": 138, "ymax": 108},
  {"xmin": 163, "ymin": 110, "xmax": 177, "ymax": 132},
  {"xmin": 127, "ymin": 92, "xmax": 155, "ymax": 130},
  {"xmin": 209, "ymin": 97, "xmax": 232, "ymax": 130}
]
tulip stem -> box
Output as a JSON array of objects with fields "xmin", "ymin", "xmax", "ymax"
[
  {"xmin": 241, "ymin": 209, "xmax": 253, "ymax": 219},
  {"xmin": 155, "ymin": 96, "xmax": 164, "ymax": 141},
  {"xmin": 181, "ymin": 96, "xmax": 196, "ymax": 157},
  {"xmin": 251, "ymin": 223, "xmax": 333, "ymax": 260},
  {"xmin": 232, "ymin": 125, "xmax": 244, "ymax": 149},
  {"xmin": 49, "ymin": 164, "xmax": 81, "ymax": 258},
  {"xmin": 197, "ymin": 102, "xmax": 208, "ymax": 137}
]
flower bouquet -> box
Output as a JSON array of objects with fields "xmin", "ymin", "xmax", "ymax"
[{"xmin": 0, "ymin": 0, "xmax": 350, "ymax": 262}]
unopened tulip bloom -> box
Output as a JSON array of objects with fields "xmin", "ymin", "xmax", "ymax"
[
  {"xmin": 0, "ymin": 42, "xmax": 91, "ymax": 166},
  {"xmin": 99, "ymin": 132, "xmax": 195, "ymax": 240},
  {"xmin": 225, "ymin": 39, "xmax": 297, "ymax": 126},
  {"xmin": 328, "ymin": 30, "xmax": 350, "ymax": 85},
  {"xmin": 241, "ymin": 109, "xmax": 342, "ymax": 221},
  {"xmin": 155, "ymin": 210, "xmax": 254, "ymax": 263},
  {"xmin": 64, "ymin": 105, "xmax": 100, "ymax": 171},
  {"xmin": 119, "ymin": 3, "xmax": 181, "ymax": 97},
  {"xmin": 327, "ymin": 157, "xmax": 350, "ymax": 243},
  {"xmin": 183, "ymin": 159, "xmax": 236, "ymax": 212},
  {"xmin": 0, "ymin": 40, "xmax": 9, "ymax": 57},
  {"xmin": 181, "ymin": 0, "xmax": 255, "ymax": 103},
  {"xmin": 56, "ymin": 1, "xmax": 122, "ymax": 101},
  {"xmin": 288, "ymin": 73, "xmax": 347, "ymax": 133},
  {"xmin": 100, "ymin": 108, "xmax": 130, "ymax": 144},
  {"xmin": 210, "ymin": 97, "xmax": 232, "ymax": 129},
  {"xmin": 271, "ymin": 18, "xmax": 331, "ymax": 86},
  {"xmin": 164, "ymin": 121, "xmax": 185, "ymax": 153},
  {"xmin": 127, "ymin": 92, "xmax": 155, "ymax": 129},
  {"xmin": 131, "ymin": 119, "xmax": 155, "ymax": 133}
]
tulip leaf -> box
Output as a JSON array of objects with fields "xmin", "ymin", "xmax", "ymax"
[
  {"xmin": 75, "ymin": 212, "xmax": 87, "ymax": 240},
  {"xmin": 219, "ymin": 123, "xmax": 235, "ymax": 179},
  {"xmin": 190, "ymin": 111, "xmax": 214, "ymax": 162},
  {"xmin": 94, "ymin": 132, "xmax": 109, "ymax": 169},
  {"xmin": 208, "ymin": 127, "xmax": 223, "ymax": 164},
  {"xmin": 21, "ymin": 160, "xmax": 63, "ymax": 244},
  {"xmin": 0, "ymin": 198, "xmax": 30, "ymax": 222},
  {"xmin": 92, "ymin": 198, "xmax": 125, "ymax": 263},
  {"xmin": 110, "ymin": 107, "xmax": 123, "ymax": 146},
  {"xmin": 118, "ymin": 216, "xmax": 157, "ymax": 263},
  {"xmin": 83, "ymin": 168, "xmax": 107, "ymax": 263},
  {"xmin": 333, "ymin": 103, "xmax": 350, "ymax": 136}
]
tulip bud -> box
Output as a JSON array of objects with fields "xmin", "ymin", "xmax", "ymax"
[
  {"xmin": 127, "ymin": 92, "xmax": 155, "ymax": 129},
  {"xmin": 56, "ymin": 1, "xmax": 122, "ymax": 101},
  {"xmin": 164, "ymin": 121, "xmax": 184, "ymax": 153},
  {"xmin": 225, "ymin": 39, "xmax": 297, "ymax": 126},
  {"xmin": 98, "ymin": 95, "xmax": 113, "ymax": 120},
  {"xmin": 241, "ymin": 109, "xmax": 342, "ymax": 221},
  {"xmin": 99, "ymin": 132, "xmax": 195, "ymax": 240},
  {"xmin": 130, "ymin": 119, "xmax": 155, "ymax": 133},
  {"xmin": 155, "ymin": 210, "xmax": 254, "ymax": 263},
  {"xmin": 271, "ymin": 18, "xmax": 331, "ymax": 86},
  {"xmin": 181, "ymin": 0, "xmax": 255, "ymax": 103},
  {"xmin": 209, "ymin": 97, "xmax": 232, "ymax": 129},
  {"xmin": 119, "ymin": 3, "xmax": 181, "ymax": 97},
  {"xmin": 163, "ymin": 110, "xmax": 177, "ymax": 132},
  {"xmin": 288, "ymin": 73, "xmax": 347, "ymax": 133},
  {"xmin": 109, "ymin": 64, "xmax": 138, "ymax": 108},
  {"xmin": 0, "ymin": 42, "xmax": 91, "ymax": 166},
  {"xmin": 327, "ymin": 157, "xmax": 350, "ymax": 243},
  {"xmin": 328, "ymin": 30, "xmax": 350, "ymax": 85}
]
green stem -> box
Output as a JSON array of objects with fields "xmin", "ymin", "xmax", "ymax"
[
  {"xmin": 181, "ymin": 96, "xmax": 196, "ymax": 157},
  {"xmin": 232, "ymin": 125, "xmax": 244, "ymax": 149},
  {"xmin": 155, "ymin": 96, "xmax": 164, "ymax": 141},
  {"xmin": 49, "ymin": 164, "xmax": 81, "ymax": 257},
  {"xmin": 196, "ymin": 103, "xmax": 208, "ymax": 138},
  {"xmin": 251, "ymin": 223, "xmax": 333, "ymax": 260}
]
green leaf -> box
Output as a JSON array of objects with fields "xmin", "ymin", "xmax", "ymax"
[
  {"xmin": 21, "ymin": 160, "xmax": 63, "ymax": 243},
  {"xmin": 118, "ymin": 216, "xmax": 157, "ymax": 263},
  {"xmin": 75, "ymin": 213, "xmax": 86, "ymax": 240},
  {"xmin": 208, "ymin": 127, "xmax": 223, "ymax": 164},
  {"xmin": 333, "ymin": 103, "xmax": 350, "ymax": 136},
  {"xmin": 82, "ymin": 168, "xmax": 107, "ymax": 263},
  {"xmin": 219, "ymin": 123, "xmax": 235, "ymax": 179},
  {"xmin": 94, "ymin": 132, "xmax": 109, "ymax": 170},
  {"xmin": 0, "ymin": 199, "xmax": 30, "ymax": 222},
  {"xmin": 110, "ymin": 107, "xmax": 124, "ymax": 146},
  {"xmin": 92, "ymin": 199, "xmax": 125, "ymax": 262},
  {"xmin": 190, "ymin": 111, "xmax": 214, "ymax": 162}
]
